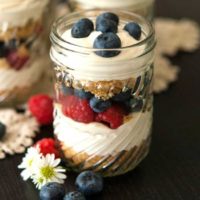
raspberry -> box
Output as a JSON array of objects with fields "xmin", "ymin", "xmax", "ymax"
[
  {"xmin": 62, "ymin": 95, "xmax": 94, "ymax": 123},
  {"xmin": 6, "ymin": 46, "xmax": 29, "ymax": 70},
  {"xmin": 28, "ymin": 94, "xmax": 53, "ymax": 125},
  {"xmin": 95, "ymin": 105, "xmax": 124, "ymax": 129},
  {"xmin": 35, "ymin": 138, "xmax": 60, "ymax": 158}
]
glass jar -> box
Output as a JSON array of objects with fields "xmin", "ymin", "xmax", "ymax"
[
  {"xmin": 50, "ymin": 10, "xmax": 155, "ymax": 176},
  {"xmin": 69, "ymin": 0, "xmax": 155, "ymax": 21},
  {"xmin": 0, "ymin": 0, "xmax": 51, "ymax": 106}
]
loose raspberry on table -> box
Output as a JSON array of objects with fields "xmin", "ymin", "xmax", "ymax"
[
  {"xmin": 62, "ymin": 95, "xmax": 95, "ymax": 123},
  {"xmin": 95, "ymin": 105, "xmax": 124, "ymax": 129},
  {"xmin": 35, "ymin": 138, "xmax": 60, "ymax": 158},
  {"xmin": 28, "ymin": 94, "xmax": 53, "ymax": 125}
]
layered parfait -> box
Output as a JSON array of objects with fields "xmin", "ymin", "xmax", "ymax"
[
  {"xmin": 51, "ymin": 11, "xmax": 155, "ymax": 176},
  {"xmin": 0, "ymin": 0, "xmax": 49, "ymax": 105},
  {"xmin": 69, "ymin": 0, "xmax": 154, "ymax": 20}
]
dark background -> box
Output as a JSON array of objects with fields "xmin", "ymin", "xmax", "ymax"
[{"xmin": 0, "ymin": 0, "xmax": 200, "ymax": 199}]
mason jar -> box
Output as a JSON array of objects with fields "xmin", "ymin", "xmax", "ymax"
[
  {"xmin": 69, "ymin": 0, "xmax": 155, "ymax": 21},
  {"xmin": 50, "ymin": 10, "xmax": 155, "ymax": 176},
  {"xmin": 0, "ymin": 0, "xmax": 51, "ymax": 106}
]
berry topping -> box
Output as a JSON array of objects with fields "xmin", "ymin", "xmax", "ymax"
[
  {"xmin": 96, "ymin": 12, "xmax": 119, "ymax": 25},
  {"xmin": 6, "ymin": 46, "xmax": 29, "ymax": 70},
  {"xmin": 71, "ymin": 18, "xmax": 94, "ymax": 38},
  {"xmin": 8, "ymin": 39, "xmax": 19, "ymax": 50},
  {"xmin": 125, "ymin": 98, "xmax": 144, "ymax": 113},
  {"xmin": 35, "ymin": 138, "xmax": 60, "ymax": 158},
  {"xmin": 95, "ymin": 105, "xmax": 124, "ymax": 129},
  {"xmin": 0, "ymin": 41, "xmax": 8, "ymax": 58},
  {"xmin": 89, "ymin": 97, "xmax": 112, "ymax": 113},
  {"xmin": 93, "ymin": 32, "xmax": 121, "ymax": 57},
  {"xmin": 0, "ymin": 121, "xmax": 6, "ymax": 140},
  {"xmin": 124, "ymin": 22, "xmax": 142, "ymax": 40},
  {"xmin": 74, "ymin": 89, "xmax": 93, "ymax": 100},
  {"xmin": 96, "ymin": 18, "xmax": 118, "ymax": 33},
  {"xmin": 112, "ymin": 89, "xmax": 132, "ymax": 102},
  {"xmin": 28, "ymin": 94, "xmax": 53, "ymax": 125},
  {"xmin": 62, "ymin": 95, "xmax": 95, "ymax": 123},
  {"xmin": 61, "ymin": 84, "xmax": 74, "ymax": 96},
  {"xmin": 64, "ymin": 191, "xmax": 86, "ymax": 200},
  {"xmin": 39, "ymin": 182, "xmax": 65, "ymax": 200},
  {"xmin": 75, "ymin": 171, "xmax": 103, "ymax": 196}
]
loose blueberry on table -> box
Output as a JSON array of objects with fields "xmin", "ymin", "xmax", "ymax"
[
  {"xmin": 75, "ymin": 171, "xmax": 104, "ymax": 196},
  {"xmin": 64, "ymin": 191, "xmax": 86, "ymax": 200},
  {"xmin": 39, "ymin": 182, "xmax": 65, "ymax": 200}
]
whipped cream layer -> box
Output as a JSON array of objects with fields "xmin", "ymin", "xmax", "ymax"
[
  {"xmin": 51, "ymin": 27, "xmax": 154, "ymax": 81},
  {"xmin": 75, "ymin": 0, "xmax": 154, "ymax": 9},
  {"xmin": 54, "ymin": 104, "xmax": 152, "ymax": 156},
  {"xmin": 0, "ymin": 57, "xmax": 48, "ymax": 91},
  {"xmin": 0, "ymin": 0, "xmax": 49, "ymax": 27}
]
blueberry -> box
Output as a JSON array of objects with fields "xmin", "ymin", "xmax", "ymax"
[
  {"xmin": 96, "ymin": 12, "xmax": 119, "ymax": 25},
  {"xmin": 61, "ymin": 84, "xmax": 74, "ymax": 96},
  {"xmin": 125, "ymin": 98, "xmax": 143, "ymax": 112},
  {"xmin": 124, "ymin": 22, "xmax": 142, "ymax": 40},
  {"xmin": 0, "ymin": 41, "xmax": 7, "ymax": 58},
  {"xmin": 74, "ymin": 89, "xmax": 93, "ymax": 100},
  {"xmin": 0, "ymin": 122, "xmax": 6, "ymax": 140},
  {"xmin": 133, "ymin": 99, "xmax": 143, "ymax": 112},
  {"xmin": 39, "ymin": 182, "xmax": 65, "ymax": 200},
  {"xmin": 71, "ymin": 18, "xmax": 94, "ymax": 38},
  {"xmin": 64, "ymin": 191, "xmax": 86, "ymax": 200},
  {"xmin": 93, "ymin": 32, "xmax": 121, "ymax": 57},
  {"xmin": 8, "ymin": 39, "xmax": 19, "ymax": 50},
  {"xmin": 90, "ymin": 97, "xmax": 112, "ymax": 113},
  {"xmin": 112, "ymin": 89, "xmax": 132, "ymax": 102},
  {"xmin": 96, "ymin": 19, "xmax": 118, "ymax": 33},
  {"xmin": 75, "ymin": 171, "xmax": 103, "ymax": 196}
]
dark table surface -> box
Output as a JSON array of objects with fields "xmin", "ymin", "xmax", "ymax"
[{"xmin": 1, "ymin": 0, "xmax": 200, "ymax": 200}]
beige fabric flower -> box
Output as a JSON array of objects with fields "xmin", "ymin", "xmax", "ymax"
[{"xmin": 0, "ymin": 109, "xmax": 39, "ymax": 159}]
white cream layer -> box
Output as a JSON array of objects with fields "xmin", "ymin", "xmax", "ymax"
[
  {"xmin": 0, "ymin": 57, "xmax": 48, "ymax": 91},
  {"xmin": 54, "ymin": 104, "xmax": 152, "ymax": 156},
  {"xmin": 74, "ymin": 0, "xmax": 154, "ymax": 9},
  {"xmin": 51, "ymin": 29, "xmax": 154, "ymax": 81},
  {"xmin": 0, "ymin": 0, "xmax": 49, "ymax": 27}
]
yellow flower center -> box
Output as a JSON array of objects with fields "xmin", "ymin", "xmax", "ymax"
[
  {"xmin": 40, "ymin": 166, "xmax": 55, "ymax": 179},
  {"xmin": 28, "ymin": 159, "xmax": 33, "ymax": 167},
  {"xmin": 38, "ymin": 177, "xmax": 44, "ymax": 184}
]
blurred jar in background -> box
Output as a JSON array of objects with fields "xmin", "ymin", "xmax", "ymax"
[
  {"xmin": 69, "ymin": 0, "xmax": 154, "ymax": 20},
  {"xmin": 0, "ymin": 0, "xmax": 50, "ymax": 106}
]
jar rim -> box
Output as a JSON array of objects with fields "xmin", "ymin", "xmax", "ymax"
[
  {"xmin": 50, "ymin": 9, "xmax": 155, "ymax": 57},
  {"xmin": 72, "ymin": 0, "xmax": 154, "ymax": 8}
]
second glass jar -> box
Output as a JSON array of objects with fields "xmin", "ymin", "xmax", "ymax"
[
  {"xmin": 0, "ymin": 0, "xmax": 52, "ymax": 106},
  {"xmin": 69, "ymin": 0, "xmax": 155, "ymax": 21}
]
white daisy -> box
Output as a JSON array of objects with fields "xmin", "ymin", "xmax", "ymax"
[
  {"xmin": 32, "ymin": 154, "xmax": 66, "ymax": 189},
  {"xmin": 18, "ymin": 147, "xmax": 41, "ymax": 181}
]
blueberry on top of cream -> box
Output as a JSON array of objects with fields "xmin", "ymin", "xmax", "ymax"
[
  {"xmin": 93, "ymin": 32, "xmax": 121, "ymax": 57},
  {"xmin": 71, "ymin": 18, "xmax": 94, "ymax": 38},
  {"xmin": 124, "ymin": 22, "xmax": 142, "ymax": 40}
]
